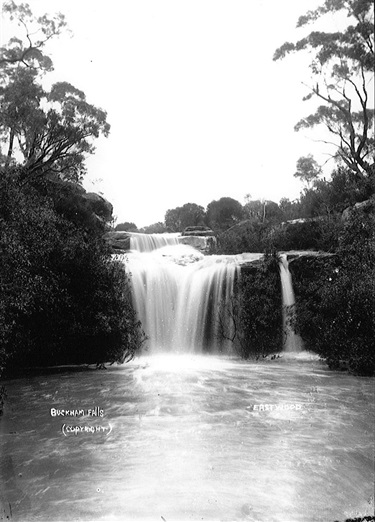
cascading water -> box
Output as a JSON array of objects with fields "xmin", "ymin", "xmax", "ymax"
[
  {"xmin": 125, "ymin": 234, "xmax": 302, "ymax": 354},
  {"xmin": 126, "ymin": 238, "xmax": 241, "ymax": 353},
  {"xmin": 279, "ymin": 254, "xmax": 303, "ymax": 352},
  {"xmin": 129, "ymin": 232, "xmax": 180, "ymax": 252}
]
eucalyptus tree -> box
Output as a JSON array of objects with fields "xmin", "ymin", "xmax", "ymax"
[
  {"xmin": 165, "ymin": 202, "xmax": 206, "ymax": 232},
  {"xmin": 206, "ymin": 197, "xmax": 244, "ymax": 232},
  {"xmin": 0, "ymin": 1, "xmax": 110, "ymax": 182},
  {"xmin": 0, "ymin": 0, "xmax": 66, "ymax": 71},
  {"xmin": 274, "ymin": 0, "xmax": 374, "ymax": 183},
  {"xmin": 0, "ymin": 3, "xmax": 144, "ymax": 373}
]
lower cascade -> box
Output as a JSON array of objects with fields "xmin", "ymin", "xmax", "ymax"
[
  {"xmin": 124, "ymin": 234, "xmax": 302, "ymax": 354},
  {"xmin": 279, "ymin": 254, "xmax": 304, "ymax": 352}
]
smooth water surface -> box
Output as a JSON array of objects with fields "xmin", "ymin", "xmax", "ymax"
[{"xmin": 0, "ymin": 354, "xmax": 374, "ymax": 522}]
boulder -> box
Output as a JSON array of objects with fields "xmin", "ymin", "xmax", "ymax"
[
  {"xmin": 179, "ymin": 235, "xmax": 216, "ymax": 253},
  {"xmin": 104, "ymin": 231, "xmax": 131, "ymax": 252},
  {"xmin": 82, "ymin": 192, "xmax": 113, "ymax": 221},
  {"xmin": 342, "ymin": 198, "xmax": 374, "ymax": 221}
]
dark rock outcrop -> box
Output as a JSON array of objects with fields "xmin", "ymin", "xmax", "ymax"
[
  {"xmin": 182, "ymin": 226, "xmax": 215, "ymax": 237},
  {"xmin": 179, "ymin": 235, "xmax": 216, "ymax": 253},
  {"xmin": 104, "ymin": 231, "xmax": 131, "ymax": 252},
  {"xmin": 81, "ymin": 192, "xmax": 113, "ymax": 221}
]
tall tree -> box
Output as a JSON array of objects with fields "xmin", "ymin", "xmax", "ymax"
[
  {"xmin": 294, "ymin": 154, "xmax": 322, "ymax": 187},
  {"xmin": 0, "ymin": 2, "xmax": 109, "ymax": 182},
  {"xmin": 0, "ymin": 0, "xmax": 66, "ymax": 72},
  {"xmin": 165, "ymin": 203, "xmax": 206, "ymax": 232},
  {"xmin": 274, "ymin": 0, "xmax": 374, "ymax": 183},
  {"xmin": 206, "ymin": 197, "xmax": 244, "ymax": 231}
]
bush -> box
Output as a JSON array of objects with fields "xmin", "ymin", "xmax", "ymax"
[
  {"xmin": 216, "ymin": 216, "xmax": 342, "ymax": 254},
  {"xmin": 0, "ymin": 170, "xmax": 143, "ymax": 375},
  {"xmin": 217, "ymin": 221, "xmax": 270, "ymax": 254},
  {"xmin": 290, "ymin": 201, "xmax": 375, "ymax": 375},
  {"xmin": 218, "ymin": 253, "xmax": 283, "ymax": 357},
  {"xmin": 267, "ymin": 217, "xmax": 342, "ymax": 252}
]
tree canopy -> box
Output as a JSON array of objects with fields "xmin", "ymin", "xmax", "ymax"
[
  {"xmin": 274, "ymin": 0, "xmax": 374, "ymax": 183},
  {"xmin": 0, "ymin": 1, "xmax": 110, "ymax": 183},
  {"xmin": 206, "ymin": 197, "xmax": 244, "ymax": 232},
  {"xmin": 0, "ymin": 2, "xmax": 142, "ymax": 375},
  {"xmin": 165, "ymin": 203, "xmax": 206, "ymax": 232}
]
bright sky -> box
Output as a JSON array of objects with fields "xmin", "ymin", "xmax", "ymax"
[{"xmin": 2, "ymin": 0, "xmax": 346, "ymax": 227}]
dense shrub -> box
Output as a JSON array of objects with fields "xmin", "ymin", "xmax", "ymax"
[
  {"xmin": 216, "ymin": 216, "xmax": 342, "ymax": 254},
  {"xmin": 290, "ymin": 201, "xmax": 375, "ymax": 375},
  {"xmin": 267, "ymin": 216, "xmax": 342, "ymax": 252},
  {"xmin": 218, "ymin": 253, "xmax": 283, "ymax": 357},
  {"xmin": 0, "ymin": 170, "xmax": 143, "ymax": 375},
  {"xmin": 216, "ymin": 221, "xmax": 270, "ymax": 254}
]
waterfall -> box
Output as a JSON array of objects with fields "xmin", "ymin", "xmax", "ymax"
[
  {"xmin": 125, "ymin": 234, "xmax": 302, "ymax": 354},
  {"xmin": 129, "ymin": 232, "xmax": 180, "ymax": 252},
  {"xmin": 126, "ymin": 237, "xmax": 240, "ymax": 353},
  {"xmin": 279, "ymin": 254, "xmax": 303, "ymax": 352}
]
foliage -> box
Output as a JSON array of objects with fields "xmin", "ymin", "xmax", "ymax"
[
  {"xmin": 0, "ymin": 4, "xmax": 141, "ymax": 376},
  {"xmin": 115, "ymin": 222, "xmax": 138, "ymax": 232},
  {"xmin": 298, "ymin": 166, "xmax": 374, "ymax": 218},
  {"xmin": 279, "ymin": 197, "xmax": 303, "ymax": 221},
  {"xmin": 0, "ymin": 4, "xmax": 110, "ymax": 183},
  {"xmin": 294, "ymin": 155, "xmax": 322, "ymax": 186},
  {"xmin": 274, "ymin": 0, "xmax": 374, "ymax": 180},
  {"xmin": 217, "ymin": 221, "xmax": 269, "ymax": 254},
  {"xmin": 0, "ymin": 169, "xmax": 143, "ymax": 373},
  {"xmin": 291, "ymin": 200, "xmax": 375, "ymax": 375},
  {"xmin": 0, "ymin": 0, "xmax": 66, "ymax": 72},
  {"xmin": 165, "ymin": 202, "xmax": 206, "ymax": 232},
  {"xmin": 0, "ymin": 71, "xmax": 110, "ymax": 182},
  {"xmin": 217, "ymin": 254, "xmax": 282, "ymax": 357},
  {"xmin": 268, "ymin": 217, "xmax": 342, "ymax": 252},
  {"xmin": 140, "ymin": 222, "xmax": 168, "ymax": 234},
  {"xmin": 243, "ymin": 198, "xmax": 283, "ymax": 224},
  {"xmin": 206, "ymin": 197, "xmax": 244, "ymax": 232}
]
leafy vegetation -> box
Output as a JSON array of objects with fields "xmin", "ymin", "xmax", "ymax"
[
  {"xmin": 165, "ymin": 203, "xmax": 206, "ymax": 232},
  {"xmin": 1, "ymin": 0, "xmax": 373, "ymax": 379},
  {"xmin": 0, "ymin": 3, "xmax": 143, "ymax": 376},
  {"xmin": 218, "ymin": 254, "xmax": 283, "ymax": 358},
  {"xmin": 291, "ymin": 201, "xmax": 375, "ymax": 375},
  {"xmin": 115, "ymin": 222, "xmax": 138, "ymax": 232},
  {"xmin": 274, "ymin": 0, "xmax": 374, "ymax": 180}
]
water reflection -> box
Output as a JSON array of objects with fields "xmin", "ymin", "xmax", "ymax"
[{"xmin": 1, "ymin": 354, "xmax": 374, "ymax": 521}]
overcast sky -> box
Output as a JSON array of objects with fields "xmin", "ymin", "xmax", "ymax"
[{"xmin": 2, "ymin": 0, "xmax": 345, "ymax": 227}]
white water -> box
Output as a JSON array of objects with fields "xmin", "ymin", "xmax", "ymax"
[
  {"xmin": 1, "ymin": 355, "xmax": 374, "ymax": 521},
  {"xmin": 279, "ymin": 255, "xmax": 303, "ymax": 352},
  {"xmin": 126, "ymin": 242, "xmax": 246, "ymax": 353},
  {"xmin": 129, "ymin": 232, "xmax": 180, "ymax": 252},
  {"xmin": 126, "ymin": 234, "xmax": 303, "ymax": 354}
]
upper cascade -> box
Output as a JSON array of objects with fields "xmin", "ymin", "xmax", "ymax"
[{"xmin": 129, "ymin": 232, "xmax": 181, "ymax": 252}]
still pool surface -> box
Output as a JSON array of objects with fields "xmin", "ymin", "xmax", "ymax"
[{"xmin": 0, "ymin": 353, "xmax": 374, "ymax": 522}]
